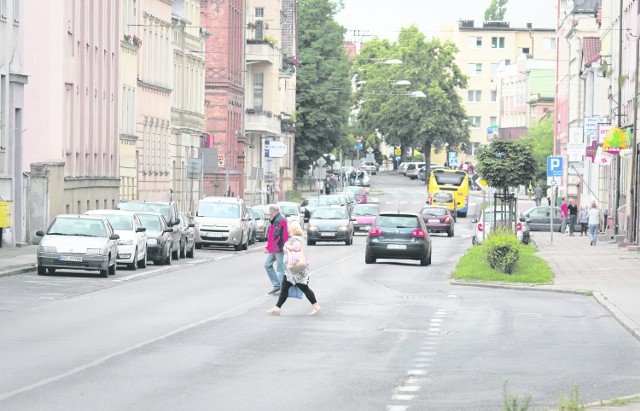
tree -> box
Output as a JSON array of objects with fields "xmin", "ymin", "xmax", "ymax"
[
  {"xmin": 353, "ymin": 25, "xmax": 470, "ymax": 179},
  {"xmin": 484, "ymin": 0, "xmax": 508, "ymax": 21},
  {"xmin": 295, "ymin": 0, "xmax": 352, "ymax": 178},
  {"xmin": 521, "ymin": 116, "xmax": 554, "ymax": 188}
]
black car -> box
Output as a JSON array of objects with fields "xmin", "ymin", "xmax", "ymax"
[
  {"xmin": 137, "ymin": 212, "xmax": 174, "ymax": 265},
  {"xmin": 365, "ymin": 212, "xmax": 432, "ymax": 265}
]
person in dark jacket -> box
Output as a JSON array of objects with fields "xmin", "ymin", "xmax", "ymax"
[{"xmin": 264, "ymin": 204, "xmax": 288, "ymax": 295}]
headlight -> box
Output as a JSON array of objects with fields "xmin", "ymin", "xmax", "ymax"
[
  {"xmin": 86, "ymin": 248, "xmax": 102, "ymax": 255},
  {"xmin": 147, "ymin": 239, "xmax": 158, "ymax": 245},
  {"xmin": 40, "ymin": 246, "xmax": 56, "ymax": 253},
  {"xmin": 338, "ymin": 226, "xmax": 349, "ymax": 231},
  {"xmin": 118, "ymin": 239, "xmax": 133, "ymax": 246},
  {"xmin": 307, "ymin": 225, "xmax": 318, "ymax": 231}
]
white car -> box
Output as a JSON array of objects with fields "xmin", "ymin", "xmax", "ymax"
[
  {"xmin": 359, "ymin": 160, "xmax": 377, "ymax": 175},
  {"xmin": 85, "ymin": 210, "xmax": 148, "ymax": 270}
]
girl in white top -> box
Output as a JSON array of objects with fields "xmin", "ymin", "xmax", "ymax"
[{"xmin": 587, "ymin": 202, "xmax": 600, "ymax": 246}]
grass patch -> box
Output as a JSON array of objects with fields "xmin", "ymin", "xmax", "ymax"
[{"xmin": 452, "ymin": 243, "xmax": 554, "ymax": 284}]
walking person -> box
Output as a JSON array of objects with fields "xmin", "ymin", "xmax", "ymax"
[
  {"xmin": 567, "ymin": 198, "xmax": 578, "ymax": 236},
  {"xmin": 534, "ymin": 183, "xmax": 543, "ymax": 207},
  {"xmin": 264, "ymin": 204, "xmax": 288, "ymax": 295},
  {"xmin": 579, "ymin": 206, "xmax": 589, "ymax": 236},
  {"xmin": 560, "ymin": 197, "xmax": 569, "ymax": 235},
  {"xmin": 587, "ymin": 201, "xmax": 600, "ymax": 246},
  {"xmin": 267, "ymin": 221, "xmax": 321, "ymax": 316}
]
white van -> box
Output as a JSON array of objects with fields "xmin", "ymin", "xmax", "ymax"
[
  {"xmin": 405, "ymin": 162, "xmax": 426, "ymax": 179},
  {"xmin": 194, "ymin": 196, "xmax": 252, "ymax": 251}
]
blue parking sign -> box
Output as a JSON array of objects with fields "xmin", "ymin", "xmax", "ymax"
[{"xmin": 547, "ymin": 156, "xmax": 563, "ymax": 177}]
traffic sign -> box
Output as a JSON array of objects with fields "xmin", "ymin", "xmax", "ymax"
[
  {"xmin": 366, "ymin": 147, "xmax": 374, "ymax": 154},
  {"xmin": 264, "ymin": 140, "xmax": 288, "ymax": 158},
  {"xmin": 316, "ymin": 156, "xmax": 327, "ymax": 167},
  {"xmin": 546, "ymin": 156, "xmax": 563, "ymax": 177}
]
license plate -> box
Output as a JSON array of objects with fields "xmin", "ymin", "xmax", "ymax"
[
  {"xmin": 205, "ymin": 232, "xmax": 225, "ymax": 238},
  {"xmin": 359, "ymin": 226, "xmax": 371, "ymax": 231},
  {"xmin": 60, "ymin": 256, "xmax": 82, "ymax": 262},
  {"xmin": 428, "ymin": 219, "xmax": 440, "ymax": 223},
  {"xmin": 321, "ymin": 232, "xmax": 336, "ymax": 237},
  {"xmin": 387, "ymin": 244, "xmax": 407, "ymax": 250}
]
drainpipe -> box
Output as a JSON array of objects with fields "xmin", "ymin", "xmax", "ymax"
[
  {"xmin": 614, "ymin": 0, "xmax": 623, "ymax": 235},
  {"xmin": 631, "ymin": 34, "xmax": 640, "ymax": 243}
]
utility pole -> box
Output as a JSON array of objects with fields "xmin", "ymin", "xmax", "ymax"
[{"xmin": 614, "ymin": 0, "xmax": 623, "ymax": 236}]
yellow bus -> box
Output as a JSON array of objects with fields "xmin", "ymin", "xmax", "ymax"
[{"xmin": 428, "ymin": 169, "xmax": 470, "ymax": 217}]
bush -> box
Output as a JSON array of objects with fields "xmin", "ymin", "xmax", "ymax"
[{"xmin": 485, "ymin": 227, "xmax": 520, "ymax": 274}]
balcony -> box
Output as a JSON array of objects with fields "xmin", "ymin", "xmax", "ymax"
[
  {"xmin": 245, "ymin": 109, "xmax": 281, "ymax": 136},
  {"xmin": 246, "ymin": 40, "xmax": 275, "ymax": 65}
]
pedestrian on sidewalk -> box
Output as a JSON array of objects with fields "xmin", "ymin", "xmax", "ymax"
[
  {"xmin": 560, "ymin": 197, "xmax": 569, "ymax": 234},
  {"xmin": 568, "ymin": 198, "xmax": 578, "ymax": 236},
  {"xmin": 587, "ymin": 201, "xmax": 600, "ymax": 246},
  {"xmin": 579, "ymin": 206, "xmax": 588, "ymax": 236},
  {"xmin": 264, "ymin": 204, "xmax": 288, "ymax": 295},
  {"xmin": 267, "ymin": 221, "xmax": 321, "ymax": 316},
  {"xmin": 534, "ymin": 183, "xmax": 543, "ymax": 206}
]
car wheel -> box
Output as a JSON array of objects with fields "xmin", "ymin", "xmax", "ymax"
[
  {"xmin": 109, "ymin": 260, "xmax": 117, "ymax": 276},
  {"xmin": 472, "ymin": 236, "xmax": 477, "ymax": 245},
  {"xmin": 128, "ymin": 248, "xmax": 138, "ymax": 270},
  {"xmin": 234, "ymin": 236, "xmax": 243, "ymax": 251},
  {"xmin": 165, "ymin": 247, "xmax": 172, "ymax": 265},
  {"xmin": 195, "ymin": 243, "xmax": 202, "ymax": 249},
  {"xmin": 100, "ymin": 268, "xmax": 109, "ymax": 277},
  {"xmin": 252, "ymin": 232, "xmax": 256, "ymax": 245},
  {"xmin": 365, "ymin": 251, "xmax": 376, "ymax": 264},
  {"xmin": 186, "ymin": 243, "xmax": 194, "ymax": 258},
  {"xmin": 138, "ymin": 251, "xmax": 147, "ymax": 269},
  {"xmin": 307, "ymin": 238, "xmax": 316, "ymax": 246},
  {"xmin": 172, "ymin": 246, "xmax": 180, "ymax": 260},
  {"xmin": 448, "ymin": 228, "xmax": 454, "ymax": 237},
  {"xmin": 458, "ymin": 212, "xmax": 467, "ymax": 218},
  {"xmin": 180, "ymin": 240, "xmax": 186, "ymax": 259},
  {"xmin": 37, "ymin": 265, "xmax": 46, "ymax": 276},
  {"xmin": 47, "ymin": 267, "xmax": 56, "ymax": 274},
  {"xmin": 242, "ymin": 235, "xmax": 249, "ymax": 250}
]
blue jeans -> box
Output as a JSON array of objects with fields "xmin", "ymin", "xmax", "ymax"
[
  {"xmin": 264, "ymin": 252, "xmax": 284, "ymax": 287},
  {"xmin": 588, "ymin": 224, "xmax": 599, "ymax": 244}
]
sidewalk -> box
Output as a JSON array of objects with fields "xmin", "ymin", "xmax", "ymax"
[{"xmin": 0, "ymin": 244, "xmax": 36, "ymax": 277}]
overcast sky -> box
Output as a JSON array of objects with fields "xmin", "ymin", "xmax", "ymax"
[{"xmin": 335, "ymin": 0, "xmax": 558, "ymax": 42}]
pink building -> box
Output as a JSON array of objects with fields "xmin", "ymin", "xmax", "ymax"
[{"xmin": 23, "ymin": 0, "xmax": 120, "ymax": 240}]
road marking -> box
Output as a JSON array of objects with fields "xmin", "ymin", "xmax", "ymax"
[
  {"xmin": 392, "ymin": 395, "xmax": 416, "ymax": 401},
  {"xmin": 399, "ymin": 386, "xmax": 421, "ymax": 392},
  {"xmin": 0, "ymin": 294, "xmax": 267, "ymax": 401},
  {"xmin": 387, "ymin": 406, "xmax": 409, "ymax": 411},
  {"xmin": 407, "ymin": 370, "xmax": 427, "ymax": 376}
]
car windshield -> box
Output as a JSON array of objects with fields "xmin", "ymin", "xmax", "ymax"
[
  {"xmin": 47, "ymin": 218, "xmax": 107, "ymax": 237},
  {"xmin": 307, "ymin": 198, "xmax": 329, "ymax": 207},
  {"xmin": 118, "ymin": 202, "xmax": 170, "ymax": 221},
  {"xmin": 376, "ymin": 216, "xmax": 420, "ymax": 229},
  {"xmin": 279, "ymin": 205, "xmax": 298, "ymax": 216},
  {"xmin": 421, "ymin": 207, "xmax": 447, "ymax": 216},
  {"xmin": 197, "ymin": 203, "xmax": 240, "ymax": 218},
  {"xmin": 138, "ymin": 214, "xmax": 162, "ymax": 231},
  {"xmin": 353, "ymin": 206, "xmax": 379, "ymax": 216},
  {"xmin": 483, "ymin": 211, "xmax": 512, "ymax": 223},
  {"xmin": 312, "ymin": 208, "xmax": 348, "ymax": 220},
  {"xmin": 104, "ymin": 215, "xmax": 133, "ymax": 230},
  {"xmin": 325, "ymin": 197, "xmax": 342, "ymax": 206}
]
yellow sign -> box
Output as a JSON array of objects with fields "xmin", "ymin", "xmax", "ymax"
[
  {"xmin": 477, "ymin": 179, "xmax": 487, "ymax": 188},
  {"xmin": 394, "ymin": 148, "xmax": 401, "ymax": 156}
]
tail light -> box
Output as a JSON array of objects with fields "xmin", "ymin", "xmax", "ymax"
[
  {"xmin": 369, "ymin": 227, "xmax": 382, "ymax": 237},
  {"xmin": 427, "ymin": 194, "xmax": 432, "ymax": 204},
  {"xmin": 412, "ymin": 229, "xmax": 426, "ymax": 238},
  {"xmin": 516, "ymin": 222, "xmax": 522, "ymax": 231},
  {"xmin": 444, "ymin": 216, "xmax": 452, "ymax": 223},
  {"xmin": 477, "ymin": 223, "xmax": 483, "ymax": 232}
]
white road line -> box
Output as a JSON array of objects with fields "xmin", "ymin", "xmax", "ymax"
[
  {"xmin": 414, "ymin": 358, "xmax": 430, "ymax": 362},
  {"xmin": 416, "ymin": 351, "xmax": 436, "ymax": 356},
  {"xmin": 412, "ymin": 364, "xmax": 428, "ymax": 368},
  {"xmin": 387, "ymin": 406, "xmax": 409, "ymax": 411},
  {"xmin": 399, "ymin": 386, "xmax": 421, "ymax": 392},
  {"xmin": 407, "ymin": 370, "xmax": 427, "ymax": 376},
  {"xmin": 392, "ymin": 395, "xmax": 417, "ymax": 401}
]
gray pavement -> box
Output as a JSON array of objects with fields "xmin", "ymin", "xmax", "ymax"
[{"xmin": 3, "ymin": 195, "xmax": 640, "ymax": 408}]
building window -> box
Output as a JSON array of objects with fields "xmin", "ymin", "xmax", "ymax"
[
  {"xmin": 468, "ymin": 36, "xmax": 482, "ymax": 48},
  {"xmin": 544, "ymin": 37, "xmax": 556, "ymax": 50},
  {"xmin": 468, "ymin": 63, "xmax": 482, "ymax": 76},
  {"xmin": 490, "ymin": 116, "xmax": 497, "ymax": 126},
  {"xmin": 468, "ymin": 90, "xmax": 481, "ymax": 102},
  {"xmin": 255, "ymin": 7, "xmax": 264, "ymax": 18},
  {"xmin": 491, "ymin": 90, "xmax": 497, "ymax": 102},
  {"xmin": 255, "ymin": 20, "xmax": 264, "ymax": 40},
  {"xmin": 491, "ymin": 37, "xmax": 505, "ymax": 49},
  {"xmin": 253, "ymin": 73, "xmax": 264, "ymax": 111},
  {"xmin": 518, "ymin": 47, "xmax": 530, "ymax": 55},
  {"xmin": 470, "ymin": 116, "xmax": 482, "ymax": 128}
]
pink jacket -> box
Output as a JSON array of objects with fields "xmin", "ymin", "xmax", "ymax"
[
  {"xmin": 265, "ymin": 213, "xmax": 288, "ymax": 253},
  {"xmin": 560, "ymin": 202, "xmax": 569, "ymax": 218}
]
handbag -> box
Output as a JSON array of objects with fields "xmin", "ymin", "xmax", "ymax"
[
  {"xmin": 287, "ymin": 250, "xmax": 308, "ymax": 273},
  {"xmin": 288, "ymin": 285, "xmax": 304, "ymax": 299}
]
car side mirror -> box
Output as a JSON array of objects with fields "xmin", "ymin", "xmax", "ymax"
[
  {"xmin": 164, "ymin": 228, "xmax": 174, "ymax": 233},
  {"xmin": 136, "ymin": 227, "xmax": 146, "ymax": 232},
  {"xmin": 471, "ymin": 219, "xmax": 478, "ymax": 223},
  {"xmin": 519, "ymin": 217, "xmax": 525, "ymax": 222},
  {"xmin": 110, "ymin": 233, "xmax": 120, "ymax": 240},
  {"xmin": 188, "ymin": 223, "xmax": 195, "ymax": 228},
  {"xmin": 174, "ymin": 218, "xmax": 181, "ymax": 225},
  {"xmin": 525, "ymin": 218, "xmax": 532, "ymax": 223},
  {"xmin": 36, "ymin": 230, "xmax": 45, "ymax": 237}
]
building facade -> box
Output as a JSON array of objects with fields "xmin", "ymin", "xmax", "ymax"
[
  {"xmin": 171, "ymin": 0, "xmax": 208, "ymax": 214},
  {"xmin": 23, "ymin": 0, "xmax": 120, "ymax": 242},
  {"xmin": 441, "ymin": 20, "xmax": 556, "ymax": 165},
  {"xmin": 201, "ymin": 0, "xmax": 245, "ymax": 198},
  {"xmin": 0, "ymin": 0, "xmax": 28, "ymax": 247}
]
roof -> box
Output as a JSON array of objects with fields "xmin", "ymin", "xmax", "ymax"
[{"xmin": 582, "ymin": 37, "xmax": 601, "ymax": 67}]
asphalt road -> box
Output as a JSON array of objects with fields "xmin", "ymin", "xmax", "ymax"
[{"xmin": 1, "ymin": 172, "xmax": 639, "ymax": 411}]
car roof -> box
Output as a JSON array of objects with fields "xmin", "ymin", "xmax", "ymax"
[
  {"xmin": 118, "ymin": 200, "xmax": 172, "ymax": 205},
  {"xmin": 379, "ymin": 212, "xmax": 421, "ymax": 218},
  {"xmin": 421, "ymin": 205, "xmax": 448, "ymax": 210},
  {"xmin": 56, "ymin": 214, "xmax": 108, "ymax": 221},
  {"xmin": 86, "ymin": 209, "xmax": 136, "ymax": 217},
  {"xmin": 199, "ymin": 196, "xmax": 244, "ymax": 204}
]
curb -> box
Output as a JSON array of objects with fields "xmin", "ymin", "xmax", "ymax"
[
  {"xmin": 449, "ymin": 279, "xmax": 588, "ymax": 296},
  {"xmin": 0, "ymin": 264, "xmax": 36, "ymax": 278}
]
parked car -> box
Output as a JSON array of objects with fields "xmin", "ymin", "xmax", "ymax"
[
  {"xmin": 177, "ymin": 212, "xmax": 196, "ymax": 258},
  {"xmin": 406, "ymin": 162, "xmax": 426, "ymax": 180},
  {"xmin": 250, "ymin": 207, "xmax": 269, "ymax": 241},
  {"xmin": 247, "ymin": 208, "xmax": 257, "ymax": 245},
  {"xmin": 36, "ymin": 215, "xmax": 120, "ymax": 277},
  {"xmin": 194, "ymin": 196, "xmax": 252, "ymax": 251},
  {"xmin": 419, "ymin": 205, "xmax": 455, "ymax": 237},
  {"xmin": 355, "ymin": 170, "xmax": 371, "ymax": 187},
  {"xmin": 115, "ymin": 200, "xmax": 182, "ymax": 260},
  {"xmin": 428, "ymin": 191, "xmax": 457, "ymax": 218},
  {"xmin": 343, "ymin": 186, "xmax": 367, "ymax": 204},
  {"xmin": 418, "ymin": 164, "xmax": 446, "ymax": 181},
  {"xmin": 522, "ymin": 205, "xmax": 581, "ymax": 232},
  {"xmin": 278, "ymin": 201, "xmax": 305, "ymax": 227},
  {"xmin": 85, "ymin": 210, "xmax": 148, "ymax": 270},
  {"xmin": 306, "ymin": 206, "xmax": 354, "ymax": 245},
  {"xmin": 365, "ymin": 212, "xmax": 432, "ymax": 265},
  {"xmin": 351, "ymin": 203, "xmax": 380, "ymax": 233},
  {"xmin": 325, "ymin": 194, "xmax": 352, "ymax": 215},
  {"xmin": 359, "ymin": 160, "xmax": 378, "ymax": 175},
  {"xmin": 471, "ymin": 210, "xmax": 530, "ymax": 245},
  {"xmin": 301, "ymin": 197, "xmax": 331, "ymax": 223},
  {"xmin": 136, "ymin": 212, "xmax": 174, "ymax": 265}
]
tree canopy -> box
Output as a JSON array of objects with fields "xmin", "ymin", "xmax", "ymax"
[
  {"xmin": 484, "ymin": 0, "xmax": 508, "ymax": 21},
  {"xmin": 476, "ymin": 137, "xmax": 537, "ymax": 190},
  {"xmin": 295, "ymin": 0, "xmax": 352, "ymax": 178},
  {"xmin": 352, "ymin": 26, "xmax": 469, "ymax": 174}
]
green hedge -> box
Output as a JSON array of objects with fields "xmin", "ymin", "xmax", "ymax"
[{"xmin": 485, "ymin": 227, "xmax": 520, "ymax": 274}]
